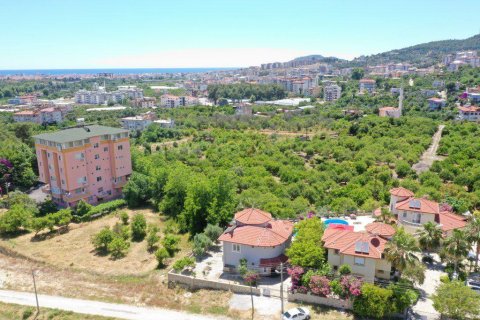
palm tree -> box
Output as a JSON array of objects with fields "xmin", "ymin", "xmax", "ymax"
[
  {"xmin": 465, "ymin": 212, "xmax": 480, "ymax": 268},
  {"xmin": 441, "ymin": 229, "xmax": 470, "ymax": 277},
  {"xmin": 378, "ymin": 207, "xmax": 394, "ymax": 224},
  {"xmin": 385, "ymin": 227, "xmax": 420, "ymax": 275},
  {"xmin": 417, "ymin": 221, "xmax": 443, "ymax": 257}
]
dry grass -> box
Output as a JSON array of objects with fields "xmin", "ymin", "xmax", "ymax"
[
  {"xmin": 0, "ymin": 208, "xmax": 190, "ymax": 276},
  {"xmin": 0, "ymin": 302, "xmax": 118, "ymax": 320}
]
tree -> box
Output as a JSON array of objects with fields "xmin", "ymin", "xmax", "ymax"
[
  {"xmin": 155, "ymin": 247, "xmax": 170, "ymax": 267},
  {"xmin": 122, "ymin": 172, "xmax": 151, "ymax": 208},
  {"xmin": 119, "ymin": 211, "xmax": 129, "ymax": 225},
  {"xmin": 146, "ymin": 225, "xmax": 160, "ymax": 251},
  {"xmin": 179, "ymin": 174, "xmax": 213, "ymax": 234},
  {"xmin": 286, "ymin": 217, "xmax": 326, "ymax": 269},
  {"xmin": 384, "ymin": 227, "xmax": 421, "ymax": 277},
  {"xmin": 162, "ymin": 234, "xmax": 180, "ymax": 256},
  {"xmin": 417, "ymin": 221, "xmax": 443, "ymax": 256},
  {"xmin": 465, "ymin": 211, "xmax": 480, "ymax": 267},
  {"xmin": 441, "ymin": 229, "xmax": 470, "ymax": 277},
  {"xmin": 192, "ymin": 232, "xmax": 212, "ymax": 256},
  {"xmin": 0, "ymin": 204, "xmax": 32, "ymax": 234},
  {"xmin": 204, "ymin": 224, "xmax": 223, "ymax": 242},
  {"xmin": 108, "ymin": 236, "xmax": 130, "ymax": 259},
  {"xmin": 351, "ymin": 68, "xmax": 365, "ymax": 80},
  {"xmin": 353, "ymin": 283, "xmax": 393, "ymax": 319},
  {"xmin": 76, "ymin": 200, "xmax": 92, "ymax": 217},
  {"xmin": 377, "ymin": 207, "xmax": 393, "ymax": 224},
  {"xmin": 432, "ymin": 281, "xmax": 480, "ymax": 319},
  {"xmin": 91, "ymin": 227, "xmax": 115, "ymax": 253},
  {"xmin": 130, "ymin": 213, "xmax": 147, "ymax": 241}
]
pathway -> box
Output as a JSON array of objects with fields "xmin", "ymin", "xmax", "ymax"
[
  {"xmin": 412, "ymin": 125, "xmax": 445, "ymax": 174},
  {"xmin": 0, "ymin": 289, "xmax": 224, "ymax": 320}
]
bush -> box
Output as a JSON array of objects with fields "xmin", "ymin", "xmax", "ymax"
[
  {"xmin": 204, "ymin": 224, "xmax": 223, "ymax": 242},
  {"xmin": 0, "ymin": 204, "xmax": 33, "ymax": 234},
  {"xmin": 162, "ymin": 233, "xmax": 180, "ymax": 256},
  {"xmin": 108, "ymin": 236, "xmax": 130, "ymax": 259},
  {"xmin": 238, "ymin": 258, "xmax": 248, "ymax": 276},
  {"xmin": 338, "ymin": 264, "xmax": 352, "ymax": 275},
  {"xmin": 192, "ymin": 232, "xmax": 212, "ymax": 256},
  {"xmin": 75, "ymin": 200, "xmax": 92, "ymax": 217},
  {"xmin": 439, "ymin": 275, "xmax": 450, "ymax": 283},
  {"xmin": 353, "ymin": 283, "xmax": 393, "ymax": 319},
  {"xmin": 309, "ymin": 275, "xmax": 331, "ymax": 297},
  {"xmin": 243, "ymin": 270, "xmax": 260, "ymax": 286},
  {"xmin": 163, "ymin": 219, "xmax": 180, "ymax": 234},
  {"xmin": 432, "ymin": 281, "xmax": 480, "ymax": 319},
  {"xmin": 172, "ymin": 256, "xmax": 195, "ymax": 272},
  {"xmin": 388, "ymin": 283, "xmax": 419, "ymax": 314},
  {"xmin": 112, "ymin": 222, "xmax": 130, "ymax": 240},
  {"xmin": 119, "ymin": 211, "xmax": 129, "ymax": 225},
  {"xmin": 155, "ymin": 247, "xmax": 170, "ymax": 267},
  {"xmin": 130, "ymin": 213, "xmax": 147, "ymax": 241},
  {"xmin": 79, "ymin": 199, "xmax": 126, "ymax": 221},
  {"xmin": 146, "ymin": 225, "xmax": 160, "ymax": 250},
  {"xmin": 91, "ymin": 227, "xmax": 115, "ymax": 252}
]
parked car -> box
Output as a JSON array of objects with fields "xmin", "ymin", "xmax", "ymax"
[{"xmin": 282, "ymin": 307, "xmax": 310, "ymax": 320}]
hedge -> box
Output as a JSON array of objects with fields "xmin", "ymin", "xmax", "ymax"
[{"xmin": 75, "ymin": 199, "xmax": 127, "ymax": 222}]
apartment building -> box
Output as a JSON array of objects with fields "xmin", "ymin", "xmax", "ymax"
[
  {"xmin": 8, "ymin": 95, "xmax": 38, "ymax": 105},
  {"xmin": 160, "ymin": 94, "xmax": 198, "ymax": 108},
  {"xmin": 13, "ymin": 107, "xmax": 64, "ymax": 124},
  {"xmin": 33, "ymin": 125, "xmax": 132, "ymax": 207},
  {"xmin": 458, "ymin": 105, "xmax": 480, "ymax": 121},
  {"xmin": 75, "ymin": 85, "xmax": 144, "ymax": 105},
  {"xmin": 359, "ymin": 79, "xmax": 376, "ymax": 93},
  {"xmin": 427, "ymin": 98, "xmax": 447, "ymax": 110},
  {"xmin": 131, "ymin": 97, "xmax": 156, "ymax": 108},
  {"xmin": 324, "ymin": 84, "xmax": 342, "ymax": 101}
]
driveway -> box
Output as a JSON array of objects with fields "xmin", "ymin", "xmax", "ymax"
[
  {"xmin": 229, "ymin": 293, "xmax": 281, "ymax": 316},
  {"xmin": 412, "ymin": 125, "xmax": 445, "ymax": 174},
  {"xmin": 0, "ymin": 289, "xmax": 225, "ymax": 320},
  {"xmin": 411, "ymin": 254, "xmax": 444, "ymax": 319}
]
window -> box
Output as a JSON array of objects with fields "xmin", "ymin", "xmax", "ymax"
[
  {"xmin": 75, "ymin": 152, "xmax": 84, "ymax": 160},
  {"xmin": 77, "ymin": 176, "xmax": 86, "ymax": 184},
  {"xmin": 94, "ymin": 154, "xmax": 100, "ymax": 160},
  {"xmin": 104, "ymin": 147, "xmax": 108, "ymax": 152},
  {"xmin": 98, "ymin": 187, "xmax": 103, "ymax": 193},
  {"xmin": 96, "ymin": 176, "xmax": 102, "ymax": 182},
  {"xmin": 354, "ymin": 257, "xmax": 365, "ymax": 266},
  {"xmin": 47, "ymin": 152, "xmax": 51, "ymax": 158},
  {"xmin": 334, "ymin": 249, "xmax": 340, "ymax": 255},
  {"xmin": 117, "ymin": 145, "xmax": 123, "ymax": 151},
  {"xmin": 377, "ymin": 270, "xmax": 385, "ymax": 274},
  {"xmin": 232, "ymin": 244, "xmax": 240, "ymax": 252},
  {"xmin": 61, "ymin": 179, "xmax": 65, "ymax": 185},
  {"xmin": 96, "ymin": 165, "xmax": 101, "ymax": 171},
  {"xmin": 93, "ymin": 143, "xmax": 99, "ymax": 148},
  {"xmin": 414, "ymin": 213, "xmax": 421, "ymax": 224},
  {"xmin": 402, "ymin": 212, "xmax": 407, "ymax": 218}
]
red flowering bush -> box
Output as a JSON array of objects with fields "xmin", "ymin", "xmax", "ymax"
[
  {"xmin": 243, "ymin": 271, "xmax": 260, "ymax": 286},
  {"xmin": 287, "ymin": 266, "xmax": 304, "ymax": 292},
  {"xmin": 309, "ymin": 275, "xmax": 331, "ymax": 297},
  {"xmin": 340, "ymin": 275, "xmax": 362, "ymax": 298}
]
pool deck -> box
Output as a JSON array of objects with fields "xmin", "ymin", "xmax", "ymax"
[{"xmin": 321, "ymin": 215, "xmax": 375, "ymax": 232}]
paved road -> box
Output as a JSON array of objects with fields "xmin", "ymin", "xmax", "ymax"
[
  {"xmin": 412, "ymin": 125, "xmax": 445, "ymax": 174},
  {"xmin": 0, "ymin": 289, "xmax": 224, "ymax": 320}
]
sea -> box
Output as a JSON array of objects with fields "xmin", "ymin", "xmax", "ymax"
[{"xmin": 0, "ymin": 68, "xmax": 237, "ymax": 76}]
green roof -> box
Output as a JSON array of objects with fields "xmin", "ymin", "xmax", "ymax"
[{"xmin": 33, "ymin": 125, "xmax": 128, "ymax": 144}]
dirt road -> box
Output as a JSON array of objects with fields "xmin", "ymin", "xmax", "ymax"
[{"xmin": 412, "ymin": 125, "xmax": 445, "ymax": 174}]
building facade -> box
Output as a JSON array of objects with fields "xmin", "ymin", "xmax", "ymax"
[
  {"xmin": 359, "ymin": 79, "xmax": 376, "ymax": 93},
  {"xmin": 33, "ymin": 125, "xmax": 132, "ymax": 207},
  {"xmin": 75, "ymin": 86, "xmax": 144, "ymax": 105},
  {"xmin": 458, "ymin": 105, "xmax": 480, "ymax": 121},
  {"xmin": 324, "ymin": 84, "xmax": 342, "ymax": 101}
]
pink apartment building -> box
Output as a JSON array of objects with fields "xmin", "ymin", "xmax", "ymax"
[{"xmin": 33, "ymin": 125, "xmax": 132, "ymax": 207}]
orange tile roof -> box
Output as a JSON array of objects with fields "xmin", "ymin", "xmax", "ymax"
[
  {"xmin": 458, "ymin": 105, "xmax": 480, "ymax": 113},
  {"xmin": 395, "ymin": 197, "xmax": 439, "ymax": 214},
  {"xmin": 218, "ymin": 220, "xmax": 293, "ymax": 247},
  {"xmin": 235, "ymin": 208, "xmax": 272, "ymax": 225},
  {"xmin": 322, "ymin": 228, "xmax": 387, "ymax": 259},
  {"xmin": 389, "ymin": 187, "xmax": 414, "ymax": 197},
  {"xmin": 14, "ymin": 110, "xmax": 36, "ymax": 115},
  {"xmin": 365, "ymin": 222, "xmax": 396, "ymax": 238},
  {"xmin": 436, "ymin": 212, "xmax": 467, "ymax": 232}
]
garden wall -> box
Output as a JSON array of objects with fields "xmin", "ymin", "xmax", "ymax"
[{"xmin": 287, "ymin": 292, "xmax": 353, "ymax": 310}]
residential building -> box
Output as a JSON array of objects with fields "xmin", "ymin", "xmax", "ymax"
[
  {"xmin": 13, "ymin": 107, "xmax": 64, "ymax": 124},
  {"xmin": 359, "ymin": 79, "xmax": 376, "ymax": 93},
  {"xmin": 8, "ymin": 95, "xmax": 38, "ymax": 105},
  {"xmin": 218, "ymin": 208, "xmax": 293, "ymax": 275},
  {"xmin": 389, "ymin": 187, "xmax": 467, "ymax": 236},
  {"xmin": 234, "ymin": 104, "xmax": 253, "ymax": 116},
  {"xmin": 427, "ymin": 98, "xmax": 447, "ymax": 110},
  {"xmin": 153, "ymin": 119, "xmax": 175, "ymax": 128},
  {"xmin": 75, "ymin": 85, "xmax": 144, "ymax": 105},
  {"xmin": 466, "ymin": 86, "xmax": 480, "ymax": 103},
  {"xmin": 444, "ymin": 51, "xmax": 480, "ymax": 71},
  {"xmin": 458, "ymin": 105, "xmax": 480, "ymax": 121},
  {"xmin": 160, "ymin": 94, "xmax": 199, "ymax": 108},
  {"xmin": 33, "ymin": 125, "xmax": 132, "ymax": 207},
  {"xmin": 121, "ymin": 113, "xmax": 156, "ymax": 131},
  {"xmin": 322, "ymin": 222, "xmax": 394, "ymax": 283},
  {"xmin": 131, "ymin": 97, "xmax": 156, "ymax": 108},
  {"xmin": 324, "ymin": 84, "xmax": 342, "ymax": 101}
]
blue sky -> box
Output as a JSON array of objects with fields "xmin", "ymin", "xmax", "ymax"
[{"xmin": 1, "ymin": 0, "xmax": 479, "ymax": 69}]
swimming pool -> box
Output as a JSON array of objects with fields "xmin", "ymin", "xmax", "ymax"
[{"xmin": 324, "ymin": 218, "xmax": 349, "ymax": 226}]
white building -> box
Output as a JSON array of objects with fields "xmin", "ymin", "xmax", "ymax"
[
  {"xmin": 359, "ymin": 79, "xmax": 376, "ymax": 93},
  {"xmin": 13, "ymin": 107, "xmax": 64, "ymax": 124},
  {"xmin": 75, "ymin": 85, "xmax": 144, "ymax": 105},
  {"xmin": 160, "ymin": 94, "xmax": 198, "ymax": 108},
  {"xmin": 324, "ymin": 84, "xmax": 342, "ymax": 101},
  {"xmin": 458, "ymin": 105, "xmax": 480, "ymax": 121}
]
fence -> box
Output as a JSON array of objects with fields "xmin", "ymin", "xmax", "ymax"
[
  {"xmin": 168, "ymin": 271, "xmax": 261, "ymax": 295},
  {"xmin": 287, "ymin": 292, "xmax": 353, "ymax": 310}
]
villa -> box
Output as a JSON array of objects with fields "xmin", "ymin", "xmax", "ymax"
[
  {"xmin": 389, "ymin": 187, "xmax": 467, "ymax": 236},
  {"xmin": 322, "ymin": 222, "xmax": 395, "ymax": 283},
  {"xmin": 218, "ymin": 208, "xmax": 293, "ymax": 276}
]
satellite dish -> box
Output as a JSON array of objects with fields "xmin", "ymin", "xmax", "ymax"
[{"xmin": 370, "ymin": 238, "xmax": 380, "ymax": 247}]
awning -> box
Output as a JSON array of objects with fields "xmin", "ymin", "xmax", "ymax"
[{"xmin": 259, "ymin": 254, "xmax": 288, "ymax": 268}]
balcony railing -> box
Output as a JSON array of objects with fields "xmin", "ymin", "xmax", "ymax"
[{"xmin": 62, "ymin": 190, "xmax": 90, "ymax": 202}]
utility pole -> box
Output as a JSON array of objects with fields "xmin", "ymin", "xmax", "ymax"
[
  {"xmin": 280, "ymin": 262, "xmax": 284, "ymax": 316},
  {"xmin": 32, "ymin": 269, "xmax": 39, "ymax": 316},
  {"xmin": 250, "ymin": 285, "xmax": 254, "ymax": 320}
]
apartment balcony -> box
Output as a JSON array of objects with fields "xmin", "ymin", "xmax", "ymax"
[
  {"xmin": 62, "ymin": 190, "xmax": 90, "ymax": 203},
  {"xmin": 398, "ymin": 219, "xmax": 423, "ymax": 228}
]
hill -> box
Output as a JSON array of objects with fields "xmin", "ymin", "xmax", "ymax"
[{"xmin": 347, "ymin": 34, "xmax": 480, "ymax": 67}]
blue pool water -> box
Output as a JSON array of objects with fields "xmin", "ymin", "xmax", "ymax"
[{"xmin": 324, "ymin": 218, "xmax": 349, "ymax": 226}]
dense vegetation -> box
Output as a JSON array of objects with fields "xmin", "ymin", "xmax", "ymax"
[{"xmin": 207, "ymin": 83, "xmax": 286, "ymax": 103}]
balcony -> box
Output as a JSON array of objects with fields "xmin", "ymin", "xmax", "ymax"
[
  {"xmin": 398, "ymin": 219, "xmax": 423, "ymax": 228},
  {"xmin": 62, "ymin": 190, "xmax": 90, "ymax": 203}
]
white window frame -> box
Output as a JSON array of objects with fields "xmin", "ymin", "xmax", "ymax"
[
  {"xmin": 232, "ymin": 244, "xmax": 241, "ymax": 253},
  {"xmin": 354, "ymin": 257, "xmax": 365, "ymax": 266}
]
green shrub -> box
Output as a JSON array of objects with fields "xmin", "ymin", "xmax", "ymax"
[
  {"xmin": 80, "ymin": 199, "xmax": 127, "ymax": 221},
  {"xmin": 353, "ymin": 283, "xmax": 393, "ymax": 319},
  {"xmin": 130, "ymin": 213, "xmax": 147, "ymax": 241},
  {"xmin": 108, "ymin": 236, "xmax": 130, "ymax": 259},
  {"xmin": 112, "ymin": 222, "xmax": 130, "ymax": 240},
  {"xmin": 192, "ymin": 232, "xmax": 212, "ymax": 256},
  {"xmin": 146, "ymin": 225, "xmax": 160, "ymax": 250},
  {"xmin": 204, "ymin": 224, "xmax": 223, "ymax": 242},
  {"xmin": 162, "ymin": 233, "xmax": 180, "ymax": 256},
  {"xmin": 75, "ymin": 200, "xmax": 92, "ymax": 217},
  {"xmin": 0, "ymin": 204, "xmax": 32, "ymax": 234},
  {"xmin": 338, "ymin": 264, "xmax": 352, "ymax": 275},
  {"xmin": 119, "ymin": 211, "xmax": 129, "ymax": 225},
  {"xmin": 164, "ymin": 219, "xmax": 180, "ymax": 234},
  {"xmin": 238, "ymin": 258, "xmax": 248, "ymax": 276},
  {"xmin": 155, "ymin": 247, "xmax": 170, "ymax": 267},
  {"xmin": 91, "ymin": 227, "xmax": 115, "ymax": 252},
  {"xmin": 173, "ymin": 256, "xmax": 195, "ymax": 272}
]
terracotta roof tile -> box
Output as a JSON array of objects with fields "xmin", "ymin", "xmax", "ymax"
[
  {"xmin": 365, "ymin": 222, "xmax": 396, "ymax": 238},
  {"xmin": 437, "ymin": 212, "xmax": 467, "ymax": 232},
  {"xmin": 235, "ymin": 208, "xmax": 272, "ymax": 225},
  {"xmin": 218, "ymin": 220, "xmax": 293, "ymax": 247},
  {"xmin": 322, "ymin": 228, "xmax": 387, "ymax": 259},
  {"xmin": 395, "ymin": 197, "xmax": 439, "ymax": 214},
  {"xmin": 389, "ymin": 187, "xmax": 414, "ymax": 197}
]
